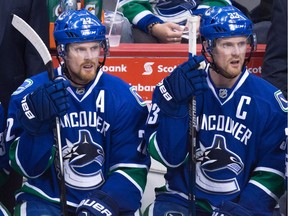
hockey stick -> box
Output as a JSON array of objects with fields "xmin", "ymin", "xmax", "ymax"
[
  {"xmin": 11, "ymin": 14, "xmax": 68, "ymax": 216},
  {"xmin": 187, "ymin": 15, "xmax": 206, "ymax": 216}
]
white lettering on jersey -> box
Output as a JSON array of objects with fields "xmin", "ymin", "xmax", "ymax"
[
  {"xmin": 200, "ymin": 114, "xmax": 252, "ymax": 145},
  {"xmin": 61, "ymin": 111, "xmax": 110, "ymax": 135},
  {"xmin": 96, "ymin": 90, "xmax": 105, "ymax": 113},
  {"xmin": 236, "ymin": 96, "xmax": 251, "ymax": 120},
  {"xmin": 5, "ymin": 118, "xmax": 15, "ymax": 142}
]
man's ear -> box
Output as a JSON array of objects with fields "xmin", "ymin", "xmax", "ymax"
[
  {"xmin": 57, "ymin": 44, "xmax": 66, "ymax": 58},
  {"xmin": 202, "ymin": 40, "xmax": 212, "ymax": 57}
]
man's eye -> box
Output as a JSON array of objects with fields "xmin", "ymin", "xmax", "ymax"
[
  {"xmin": 239, "ymin": 42, "xmax": 246, "ymax": 47},
  {"xmin": 91, "ymin": 46, "xmax": 99, "ymax": 51},
  {"xmin": 225, "ymin": 43, "xmax": 233, "ymax": 47}
]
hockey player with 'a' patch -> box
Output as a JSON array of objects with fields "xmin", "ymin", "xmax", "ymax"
[{"xmin": 6, "ymin": 9, "xmax": 150, "ymax": 216}]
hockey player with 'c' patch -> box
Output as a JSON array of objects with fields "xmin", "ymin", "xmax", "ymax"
[
  {"xmin": 6, "ymin": 9, "xmax": 150, "ymax": 216},
  {"xmin": 144, "ymin": 6, "xmax": 287, "ymax": 216}
]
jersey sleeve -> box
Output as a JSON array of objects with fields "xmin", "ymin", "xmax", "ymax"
[
  {"xmin": 5, "ymin": 75, "xmax": 55, "ymax": 178},
  {"xmin": 238, "ymin": 91, "xmax": 287, "ymax": 213},
  {"xmin": 100, "ymin": 85, "xmax": 151, "ymax": 213},
  {"xmin": 145, "ymin": 86, "xmax": 190, "ymax": 167}
]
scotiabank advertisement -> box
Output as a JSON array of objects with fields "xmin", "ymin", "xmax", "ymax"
[{"xmin": 104, "ymin": 57, "xmax": 186, "ymax": 102}]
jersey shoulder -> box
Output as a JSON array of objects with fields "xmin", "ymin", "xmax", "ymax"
[
  {"xmin": 244, "ymin": 73, "xmax": 287, "ymax": 113},
  {"xmin": 12, "ymin": 71, "xmax": 49, "ymax": 97},
  {"xmin": 100, "ymin": 72, "xmax": 147, "ymax": 109}
]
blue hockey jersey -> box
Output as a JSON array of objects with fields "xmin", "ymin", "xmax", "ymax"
[
  {"xmin": 6, "ymin": 67, "xmax": 151, "ymax": 214},
  {"xmin": 146, "ymin": 67, "xmax": 287, "ymax": 215}
]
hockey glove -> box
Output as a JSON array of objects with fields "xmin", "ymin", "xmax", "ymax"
[
  {"xmin": 76, "ymin": 190, "xmax": 119, "ymax": 216},
  {"xmin": 17, "ymin": 78, "xmax": 70, "ymax": 135},
  {"xmin": 212, "ymin": 201, "xmax": 253, "ymax": 216},
  {"xmin": 154, "ymin": 55, "xmax": 208, "ymax": 117}
]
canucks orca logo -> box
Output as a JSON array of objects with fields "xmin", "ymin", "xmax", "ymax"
[
  {"xmin": 62, "ymin": 130, "xmax": 105, "ymax": 190},
  {"xmin": 196, "ymin": 134, "xmax": 244, "ymax": 194}
]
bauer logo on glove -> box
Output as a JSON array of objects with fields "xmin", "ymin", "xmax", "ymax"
[
  {"xmin": 153, "ymin": 55, "xmax": 208, "ymax": 117},
  {"xmin": 157, "ymin": 80, "xmax": 173, "ymax": 101},
  {"xmin": 78, "ymin": 198, "xmax": 113, "ymax": 216},
  {"xmin": 21, "ymin": 95, "xmax": 36, "ymax": 120},
  {"xmin": 16, "ymin": 78, "xmax": 70, "ymax": 135},
  {"xmin": 76, "ymin": 190, "xmax": 119, "ymax": 216}
]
